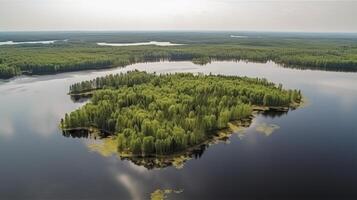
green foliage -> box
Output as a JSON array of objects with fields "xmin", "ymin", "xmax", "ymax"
[
  {"xmin": 0, "ymin": 64, "xmax": 20, "ymax": 79},
  {"xmin": 62, "ymin": 71, "xmax": 301, "ymax": 155},
  {"xmin": 2, "ymin": 33, "xmax": 357, "ymax": 79}
]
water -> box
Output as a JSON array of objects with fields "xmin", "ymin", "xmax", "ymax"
[
  {"xmin": 0, "ymin": 61, "xmax": 357, "ymax": 199},
  {"xmin": 230, "ymin": 35, "xmax": 248, "ymax": 38},
  {"xmin": 97, "ymin": 41, "xmax": 184, "ymax": 46},
  {"xmin": 0, "ymin": 40, "xmax": 67, "ymax": 46}
]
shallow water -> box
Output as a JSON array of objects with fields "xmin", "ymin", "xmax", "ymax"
[{"xmin": 0, "ymin": 61, "xmax": 356, "ymax": 199}]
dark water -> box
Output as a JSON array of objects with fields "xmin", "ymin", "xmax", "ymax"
[{"xmin": 1, "ymin": 61, "xmax": 357, "ymax": 199}]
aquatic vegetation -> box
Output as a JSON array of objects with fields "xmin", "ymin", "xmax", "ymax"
[
  {"xmin": 86, "ymin": 120, "xmax": 251, "ymax": 169},
  {"xmin": 87, "ymin": 137, "xmax": 118, "ymax": 157},
  {"xmin": 255, "ymin": 123, "xmax": 280, "ymax": 136},
  {"xmin": 172, "ymin": 155, "xmax": 192, "ymax": 169},
  {"xmin": 61, "ymin": 71, "xmax": 301, "ymax": 158},
  {"xmin": 150, "ymin": 189, "xmax": 183, "ymax": 200},
  {"xmin": 86, "ymin": 135, "xmax": 193, "ymax": 169},
  {"xmin": 228, "ymin": 122, "xmax": 248, "ymax": 133}
]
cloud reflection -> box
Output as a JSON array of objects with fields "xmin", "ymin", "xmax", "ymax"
[
  {"xmin": 315, "ymin": 79, "xmax": 357, "ymax": 112},
  {"xmin": 0, "ymin": 117, "xmax": 14, "ymax": 137},
  {"xmin": 117, "ymin": 174, "xmax": 141, "ymax": 200}
]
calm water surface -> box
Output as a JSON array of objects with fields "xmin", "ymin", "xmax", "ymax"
[
  {"xmin": 0, "ymin": 40, "xmax": 67, "ymax": 45},
  {"xmin": 97, "ymin": 41, "xmax": 183, "ymax": 46},
  {"xmin": 0, "ymin": 61, "xmax": 357, "ymax": 199}
]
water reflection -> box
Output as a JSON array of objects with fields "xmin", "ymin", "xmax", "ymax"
[
  {"xmin": 70, "ymin": 94, "xmax": 92, "ymax": 103},
  {"xmin": 1, "ymin": 61, "xmax": 357, "ymax": 199},
  {"xmin": 85, "ymin": 135, "xmax": 208, "ymax": 170},
  {"xmin": 279, "ymin": 63, "xmax": 357, "ymax": 72},
  {"xmin": 78, "ymin": 111, "xmax": 285, "ymax": 169},
  {"xmin": 97, "ymin": 41, "xmax": 184, "ymax": 47},
  {"xmin": 259, "ymin": 110, "xmax": 289, "ymax": 118},
  {"xmin": 116, "ymin": 174, "xmax": 141, "ymax": 200},
  {"xmin": 62, "ymin": 128, "xmax": 111, "ymax": 139},
  {"xmin": 0, "ymin": 117, "xmax": 14, "ymax": 138}
]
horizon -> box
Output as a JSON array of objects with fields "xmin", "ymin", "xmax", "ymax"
[
  {"xmin": 2, "ymin": 1, "xmax": 357, "ymax": 199},
  {"xmin": 1, "ymin": 0, "xmax": 357, "ymax": 32},
  {"xmin": 1, "ymin": 30, "xmax": 357, "ymax": 34}
]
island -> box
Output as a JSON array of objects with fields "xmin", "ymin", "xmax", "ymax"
[{"xmin": 60, "ymin": 70, "xmax": 302, "ymax": 167}]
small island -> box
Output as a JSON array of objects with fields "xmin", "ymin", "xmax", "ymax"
[{"xmin": 61, "ymin": 70, "xmax": 301, "ymax": 166}]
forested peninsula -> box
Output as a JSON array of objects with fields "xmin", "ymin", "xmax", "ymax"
[
  {"xmin": 2, "ymin": 34, "xmax": 357, "ymax": 79},
  {"xmin": 61, "ymin": 71, "xmax": 301, "ymax": 158}
]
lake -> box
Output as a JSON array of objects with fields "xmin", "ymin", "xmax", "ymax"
[
  {"xmin": 0, "ymin": 61, "xmax": 356, "ymax": 199},
  {"xmin": 0, "ymin": 40, "xmax": 67, "ymax": 46},
  {"xmin": 97, "ymin": 41, "xmax": 184, "ymax": 47}
]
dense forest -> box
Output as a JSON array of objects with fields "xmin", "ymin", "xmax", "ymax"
[
  {"xmin": 1, "ymin": 34, "xmax": 357, "ymax": 79},
  {"xmin": 0, "ymin": 63, "xmax": 20, "ymax": 79},
  {"xmin": 61, "ymin": 71, "xmax": 301, "ymax": 156}
]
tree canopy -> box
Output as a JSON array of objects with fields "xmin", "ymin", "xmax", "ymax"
[
  {"xmin": 2, "ymin": 38, "xmax": 357, "ymax": 79},
  {"xmin": 61, "ymin": 71, "xmax": 301, "ymax": 156}
]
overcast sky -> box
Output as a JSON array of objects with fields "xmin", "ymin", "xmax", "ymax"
[{"xmin": 1, "ymin": 0, "xmax": 357, "ymax": 32}]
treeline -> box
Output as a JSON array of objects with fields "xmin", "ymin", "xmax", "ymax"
[
  {"xmin": 2, "ymin": 41, "xmax": 357, "ymax": 79},
  {"xmin": 0, "ymin": 64, "xmax": 20, "ymax": 79},
  {"xmin": 61, "ymin": 71, "xmax": 301, "ymax": 156},
  {"xmin": 69, "ymin": 70, "xmax": 156, "ymax": 93},
  {"xmin": 275, "ymin": 54, "xmax": 357, "ymax": 72},
  {"xmin": 20, "ymin": 60, "xmax": 115, "ymax": 74}
]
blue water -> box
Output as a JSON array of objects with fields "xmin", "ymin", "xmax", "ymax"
[{"xmin": 0, "ymin": 61, "xmax": 356, "ymax": 199}]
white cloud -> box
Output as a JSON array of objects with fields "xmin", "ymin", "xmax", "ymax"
[{"xmin": 0, "ymin": 0, "xmax": 357, "ymax": 31}]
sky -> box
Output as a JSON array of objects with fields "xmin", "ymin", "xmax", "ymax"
[{"xmin": 0, "ymin": 0, "xmax": 357, "ymax": 32}]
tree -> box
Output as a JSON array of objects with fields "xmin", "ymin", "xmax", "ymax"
[
  {"xmin": 61, "ymin": 71, "xmax": 301, "ymax": 155},
  {"xmin": 142, "ymin": 136, "xmax": 155, "ymax": 154}
]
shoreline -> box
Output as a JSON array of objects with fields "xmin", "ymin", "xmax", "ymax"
[
  {"xmin": 61, "ymin": 102, "xmax": 300, "ymax": 169},
  {"xmin": 2, "ymin": 54, "xmax": 357, "ymax": 80}
]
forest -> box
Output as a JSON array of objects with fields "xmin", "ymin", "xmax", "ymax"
[
  {"xmin": 61, "ymin": 71, "xmax": 302, "ymax": 156},
  {"xmin": 1, "ymin": 34, "xmax": 357, "ymax": 79}
]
